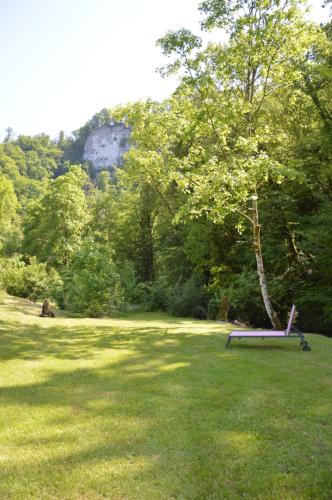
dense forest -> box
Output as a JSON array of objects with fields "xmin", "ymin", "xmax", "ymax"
[{"xmin": 0, "ymin": 0, "xmax": 331, "ymax": 334}]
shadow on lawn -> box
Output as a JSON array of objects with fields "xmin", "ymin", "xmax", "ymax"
[
  {"xmin": 0, "ymin": 297, "xmax": 41, "ymax": 316},
  {"xmin": 0, "ymin": 319, "xmax": 178, "ymax": 361},
  {"xmin": 0, "ymin": 317, "xmax": 299, "ymax": 363},
  {"xmin": 1, "ymin": 322, "xmax": 331, "ymax": 497},
  {"xmin": 0, "ymin": 325, "xmax": 250, "ymax": 495},
  {"xmin": 0, "ymin": 311, "xmax": 330, "ymax": 497},
  {"xmin": 0, "ymin": 352, "xmax": 276, "ymax": 496}
]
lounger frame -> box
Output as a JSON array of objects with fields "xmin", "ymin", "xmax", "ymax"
[{"xmin": 225, "ymin": 305, "xmax": 311, "ymax": 351}]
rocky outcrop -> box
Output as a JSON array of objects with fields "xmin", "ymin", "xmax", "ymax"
[{"xmin": 83, "ymin": 123, "xmax": 131, "ymax": 171}]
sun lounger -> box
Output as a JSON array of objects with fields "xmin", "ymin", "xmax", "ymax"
[{"xmin": 225, "ymin": 305, "xmax": 311, "ymax": 351}]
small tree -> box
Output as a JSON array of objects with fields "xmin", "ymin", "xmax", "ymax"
[
  {"xmin": 23, "ymin": 166, "xmax": 88, "ymax": 267},
  {"xmin": 64, "ymin": 241, "xmax": 123, "ymax": 317}
]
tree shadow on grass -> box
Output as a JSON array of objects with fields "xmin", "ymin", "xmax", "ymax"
[
  {"xmin": 0, "ymin": 343, "xmax": 331, "ymax": 498},
  {"xmin": 0, "ymin": 311, "xmax": 231, "ymax": 362},
  {"xmin": 228, "ymin": 342, "xmax": 299, "ymax": 351},
  {"xmin": 0, "ymin": 331, "xmax": 254, "ymax": 496},
  {"xmin": 0, "ymin": 320, "xmax": 171, "ymax": 361},
  {"xmin": 0, "ymin": 318, "xmax": 304, "ymax": 364},
  {"xmin": 0, "ymin": 297, "xmax": 41, "ymax": 316},
  {"xmin": 0, "ymin": 309, "xmax": 331, "ymax": 497}
]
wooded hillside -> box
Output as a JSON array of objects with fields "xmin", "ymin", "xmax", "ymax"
[{"xmin": 1, "ymin": 0, "xmax": 331, "ymax": 333}]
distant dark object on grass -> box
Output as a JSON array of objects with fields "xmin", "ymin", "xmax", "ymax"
[
  {"xmin": 39, "ymin": 299, "xmax": 56, "ymax": 318},
  {"xmin": 40, "ymin": 311, "xmax": 55, "ymax": 317}
]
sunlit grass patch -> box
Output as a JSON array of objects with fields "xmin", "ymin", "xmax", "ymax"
[{"xmin": 0, "ymin": 295, "xmax": 331, "ymax": 498}]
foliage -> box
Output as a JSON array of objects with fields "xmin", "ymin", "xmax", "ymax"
[
  {"xmin": 117, "ymin": 261, "xmax": 142, "ymax": 304},
  {"xmin": 168, "ymin": 276, "xmax": 208, "ymax": 318},
  {"xmin": 0, "ymin": 135, "xmax": 62, "ymax": 205},
  {"xmin": 0, "ymin": 174, "xmax": 17, "ymax": 244},
  {"xmin": 63, "ymin": 240, "xmax": 123, "ymax": 317},
  {"xmin": 23, "ymin": 166, "xmax": 88, "ymax": 267},
  {"xmin": 135, "ymin": 278, "xmax": 171, "ymax": 312},
  {"xmin": 0, "ymin": 255, "xmax": 62, "ymax": 301},
  {"xmin": 0, "ymin": 1, "xmax": 331, "ymax": 328}
]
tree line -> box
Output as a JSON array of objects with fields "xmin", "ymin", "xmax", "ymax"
[{"xmin": 0, "ymin": 0, "xmax": 331, "ymax": 333}]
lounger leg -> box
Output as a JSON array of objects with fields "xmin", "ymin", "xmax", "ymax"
[
  {"xmin": 298, "ymin": 335, "xmax": 311, "ymax": 351},
  {"xmin": 225, "ymin": 337, "xmax": 231, "ymax": 349},
  {"xmin": 302, "ymin": 338, "xmax": 311, "ymax": 351},
  {"xmin": 293, "ymin": 328, "xmax": 311, "ymax": 352},
  {"xmin": 298, "ymin": 334, "xmax": 311, "ymax": 351}
]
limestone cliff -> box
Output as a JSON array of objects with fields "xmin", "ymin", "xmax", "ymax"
[{"xmin": 83, "ymin": 123, "xmax": 130, "ymax": 171}]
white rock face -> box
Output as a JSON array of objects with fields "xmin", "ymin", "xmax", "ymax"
[{"xmin": 83, "ymin": 123, "xmax": 131, "ymax": 171}]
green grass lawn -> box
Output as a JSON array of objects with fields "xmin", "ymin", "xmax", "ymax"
[{"xmin": 0, "ymin": 295, "xmax": 331, "ymax": 499}]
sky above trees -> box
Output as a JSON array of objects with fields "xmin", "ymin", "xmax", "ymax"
[{"xmin": 0, "ymin": 0, "xmax": 329, "ymax": 139}]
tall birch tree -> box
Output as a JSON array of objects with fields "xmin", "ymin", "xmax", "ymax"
[{"xmin": 157, "ymin": 0, "xmax": 319, "ymax": 328}]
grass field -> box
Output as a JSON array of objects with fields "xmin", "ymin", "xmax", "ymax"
[{"xmin": 0, "ymin": 295, "xmax": 331, "ymax": 499}]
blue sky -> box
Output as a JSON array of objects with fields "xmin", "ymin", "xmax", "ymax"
[{"xmin": 0, "ymin": 0, "xmax": 329, "ymax": 139}]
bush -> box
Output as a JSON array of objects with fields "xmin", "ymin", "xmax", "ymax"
[
  {"xmin": 0, "ymin": 255, "xmax": 62, "ymax": 301},
  {"xmin": 0, "ymin": 255, "xmax": 25, "ymax": 296},
  {"xmin": 193, "ymin": 305, "xmax": 207, "ymax": 320},
  {"xmin": 168, "ymin": 276, "xmax": 208, "ymax": 318},
  {"xmin": 123, "ymin": 277, "xmax": 171, "ymax": 312},
  {"xmin": 209, "ymin": 269, "xmax": 270, "ymax": 326},
  {"xmin": 207, "ymin": 295, "xmax": 220, "ymax": 320},
  {"xmin": 118, "ymin": 261, "xmax": 142, "ymax": 304},
  {"xmin": 147, "ymin": 278, "xmax": 170, "ymax": 311},
  {"xmin": 64, "ymin": 241, "xmax": 123, "ymax": 317},
  {"xmin": 296, "ymin": 285, "xmax": 332, "ymax": 336}
]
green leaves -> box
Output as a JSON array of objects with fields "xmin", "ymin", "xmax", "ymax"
[
  {"xmin": 23, "ymin": 167, "xmax": 88, "ymax": 267},
  {"xmin": 0, "ymin": 174, "xmax": 17, "ymax": 244},
  {"xmin": 157, "ymin": 30, "xmax": 203, "ymax": 78},
  {"xmin": 64, "ymin": 240, "xmax": 123, "ymax": 317},
  {"xmin": 157, "ymin": 29, "xmax": 202, "ymax": 57}
]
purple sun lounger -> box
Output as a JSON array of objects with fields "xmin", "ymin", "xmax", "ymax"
[{"xmin": 225, "ymin": 305, "xmax": 311, "ymax": 351}]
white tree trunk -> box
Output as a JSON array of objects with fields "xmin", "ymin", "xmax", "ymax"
[{"xmin": 252, "ymin": 196, "xmax": 282, "ymax": 330}]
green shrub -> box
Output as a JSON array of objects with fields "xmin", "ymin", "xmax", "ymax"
[
  {"xmin": 168, "ymin": 276, "xmax": 207, "ymax": 318},
  {"xmin": 118, "ymin": 261, "xmax": 142, "ymax": 303},
  {"xmin": 147, "ymin": 278, "xmax": 170, "ymax": 311},
  {"xmin": 64, "ymin": 241, "xmax": 123, "ymax": 317},
  {"xmin": 0, "ymin": 255, "xmax": 62, "ymax": 302},
  {"xmin": 207, "ymin": 295, "xmax": 220, "ymax": 320},
  {"xmin": 192, "ymin": 305, "xmax": 207, "ymax": 319},
  {"xmin": 122, "ymin": 276, "xmax": 171, "ymax": 311},
  {"xmin": 296, "ymin": 285, "xmax": 332, "ymax": 336},
  {"xmin": 0, "ymin": 255, "xmax": 25, "ymax": 296}
]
